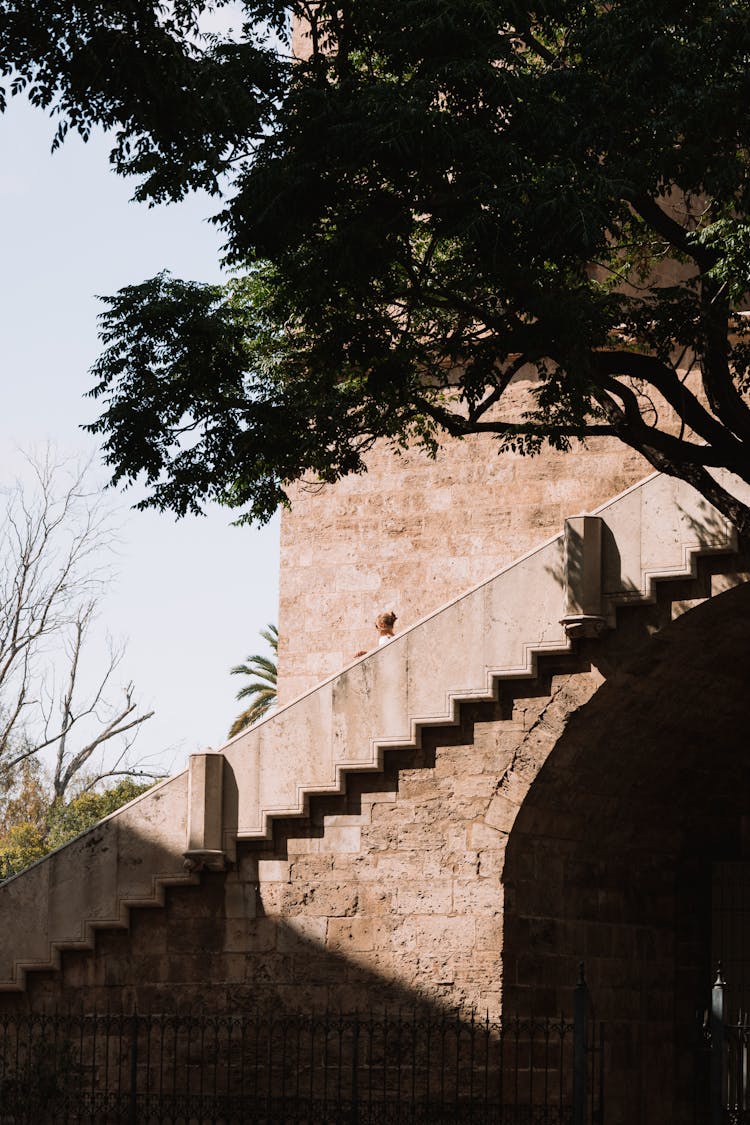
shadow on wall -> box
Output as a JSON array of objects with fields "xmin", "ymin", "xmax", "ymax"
[
  {"xmin": 0, "ymin": 837, "xmax": 592, "ymax": 1123},
  {"xmin": 0, "ymin": 711, "xmax": 600, "ymax": 1123},
  {"xmin": 501, "ymin": 580, "xmax": 750, "ymax": 1125}
]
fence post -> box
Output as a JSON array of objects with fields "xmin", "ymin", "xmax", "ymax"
[
  {"xmin": 574, "ymin": 963, "xmax": 588, "ymax": 1125},
  {"xmin": 350, "ymin": 1016, "xmax": 360, "ymax": 1125},
  {"xmin": 128, "ymin": 1012, "xmax": 139, "ymax": 1125},
  {"xmin": 711, "ymin": 964, "xmax": 726, "ymax": 1125}
]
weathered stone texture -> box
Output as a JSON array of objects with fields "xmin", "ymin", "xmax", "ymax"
[
  {"xmin": 3, "ymin": 567, "xmax": 749, "ymax": 1125},
  {"xmin": 277, "ymin": 424, "xmax": 648, "ymax": 703},
  {"xmin": 0, "ymin": 666, "xmax": 602, "ymax": 1020}
]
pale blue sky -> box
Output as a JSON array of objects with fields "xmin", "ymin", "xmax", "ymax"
[{"xmin": 0, "ymin": 89, "xmax": 280, "ymax": 771}]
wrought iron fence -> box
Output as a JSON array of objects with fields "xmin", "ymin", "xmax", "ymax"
[
  {"xmin": 696, "ymin": 967, "xmax": 750, "ymax": 1125},
  {"xmin": 0, "ymin": 990, "xmax": 604, "ymax": 1124}
]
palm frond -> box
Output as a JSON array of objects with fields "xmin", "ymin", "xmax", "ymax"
[
  {"xmin": 228, "ymin": 623, "xmax": 278, "ymax": 738},
  {"xmin": 235, "ymin": 682, "xmax": 277, "ymax": 703},
  {"xmin": 231, "ymin": 654, "xmax": 277, "ymax": 682},
  {"xmin": 228, "ymin": 698, "xmax": 274, "ymax": 738},
  {"xmin": 260, "ymin": 624, "xmax": 278, "ymax": 652}
]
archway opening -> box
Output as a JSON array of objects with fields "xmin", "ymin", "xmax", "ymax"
[{"xmin": 502, "ymin": 582, "xmax": 750, "ymax": 1125}]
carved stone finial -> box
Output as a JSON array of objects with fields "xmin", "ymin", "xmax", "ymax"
[
  {"xmin": 560, "ymin": 613, "xmax": 608, "ymax": 639},
  {"xmin": 183, "ymin": 849, "xmax": 228, "ymax": 873}
]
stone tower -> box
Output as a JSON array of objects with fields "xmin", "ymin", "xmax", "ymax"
[{"xmin": 276, "ymin": 391, "xmax": 650, "ymax": 703}]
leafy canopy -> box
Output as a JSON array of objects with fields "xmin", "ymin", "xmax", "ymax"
[
  {"xmin": 5, "ymin": 1, "xmax": 750, "ymax": 530},
  {"xmin": 0, "ymin": 764, "xmax": 152, "ymax": 881}
]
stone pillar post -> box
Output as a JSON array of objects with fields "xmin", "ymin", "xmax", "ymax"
[
  {"xmin": 561, "ymin": 515, "xmax": 607, "ymax": 638},
  {"xmin": 183, "ymin": 752, "xmax": 227, "ymax": 871}
]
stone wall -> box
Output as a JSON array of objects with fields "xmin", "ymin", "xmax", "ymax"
[
  {"xmin": 3, "ymin": 568, "xmax": 749, "ymax": 1124},
  {"xmin": 277, "ymin": 420, "xmax": 648, "ymax": 704},
  {"xmin": 500, "ymin": 573, "xmax": 750, "ymax": 1124},
  {"xmin": 0, "ymin": 690, "xmax": 558, "ymax": 1017}
]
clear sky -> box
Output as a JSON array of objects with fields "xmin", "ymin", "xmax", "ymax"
[{"xmin": 0, "ymin": 84, "xmax": 280, "ymax": 772}]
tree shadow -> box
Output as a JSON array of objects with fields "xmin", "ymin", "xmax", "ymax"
[
  {"xmin": 501, "ymin": 581, "xmax": 750, "ymax": 1125},
  {"xmin": 0, "ymin": 716, "xmax": 594, "ymax": 1122}
]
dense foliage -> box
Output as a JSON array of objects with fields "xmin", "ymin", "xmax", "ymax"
[
  {"xmin": 0, "ymin": 766, "xmax": 152, "ymax": 880},
  {"xmin": 4, "ymin": 1, "xmax": 750, "ymax": 529}
]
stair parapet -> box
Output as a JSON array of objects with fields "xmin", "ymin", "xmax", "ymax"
[
  {"xmin": 0, "ymin": 765, "xmax": 198, "ymax": 990},
  {"xmin": 221, "ymin": 471, "xmax": 743, "ymax": 846},
  {"xmin": 0, "ymin": 470, "xmax": 744, "ymax": 990}
]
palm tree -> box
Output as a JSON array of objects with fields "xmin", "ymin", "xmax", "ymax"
[{"xmin": 228, "ymin": 624, "xmax": 278, "ymax": 738}]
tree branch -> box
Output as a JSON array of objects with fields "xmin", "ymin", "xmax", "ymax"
[
  {"xmin": 700, "ymin": 279, "xmax": 750, "ymax": 445},
  {"xmin": 593, "ymin": 350, "xmax": 747, "ymax": 457},
  {"xmin": 630, "ymin": 195, "xmax": 716, "ymax": 271}
]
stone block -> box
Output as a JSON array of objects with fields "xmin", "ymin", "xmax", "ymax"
[
  {"xmin": 452, "ymin": 775, "xmax": 497, "ymax": 799},
  {"xmin": 670, "ymin": 597, "xmax": 704, "ymax": 621},
  {"xmin": 244, "ymin": 952, "xmax": 293, "ymax": 986},
  {"xmin": 361, "ymin": 823, "xmax": 400, "ymax": 851},
  {"xmin": 467, "ymin": 821, "xmax": 508, "ymax": 850},
  {"xmin": 326, "ymin": 917, "xmax": 380, "ymax": 953},
  {"xmin": 166, "ymin": 917, "xmax": 221, "ymax": 954},
  {"xmin": 395, "ymin": 881, "xmax": 453, "ymax": 916},
  {"xmin": 476, "ymin": 917, "xmax": 503, "ymax": 951},
  {"xmin": 294, "ymin": 856, "xmax": 339, "ymax": 881},
  {"xmin": 276, "ymin": 917, "xmax": 328, "ymax": 951},
  {"xmin": 321, "ymin": 886, "xmax": 362, "ymax": 917},
  {"xmin": 284, "ymin": 834, "xmax": 323, "ymax": 855},
  {"xmin": 223, "ymin": 919, "xmax": 252, "ymax": 953},
  {"xmin": 368, "ymin": 801, "xmax": 400, "ymax": 822},
  {"xmin": 257, "ymin": 882, "xmax": 294, "ymax": 915},
  {"xmin": 237, "ymin": 852, "xmax": 259, "ymax": 883},
  {"xmin": 457, "ymin": 950, "xmax": 503, "ymax": 980},
  {"xmin": 397, "ymin": 775, "xmax": 445, "ymax": 799},
  {"xmin": 485, "ymin": 791, "xmax": 521, "ymax": 832},
  {"xmin": 402, "ymin": 916, "xmax": 476, "ymax": 953},
  {"xmin": 324, "ymin": 826, "xmax": 362, "ymax": 853},
  {"xmin": 452, "ymin": 880, "xmax": 503, "ymax": 914},
  {"xmin": 322, "ymin": 813, "xmax": 366, "ymax": 827},
  {"xmin": 372, "ymin": 854, "xmax": 425, "ymax": 880},
  {"xmin": 291, "ymin": 953, "xmax": 343, "ymax": 985},
  {"xmin": 243, "ymin": 918, "xmax": 280, "ymax": 953},
  {"xmin": 224, "ymin": 878, "xmax": 257, "ymax": 920},
  {"xmin": 275, "ymin": 884, "xmax": 360, "ymax": 918},
  {"xmin": 476, "ymin": 851, "xmax": 505, "ymax": 880},
  {"xmin": 418, "ymin": 956, "xmax": 455, "ymax": 985},
  {"xmin": 356, "ymin": 885, "xmax": 396, "ymax": 915},
  {"xmin": 257, "ymin": 859, "xmax": 292, "ymax": 883},
  {"xmin": 397, "ymin": 822, "xmax": 446, "ymax": 851},
  {"xmin": 164, "ymin": 953, "xmax": 216, "ymax": 984},
  {"xmin": 218, "ymin": 954, "xmax": 249, "ymax": 984},
  {"xmin": 360, "ymin": 788, "xmax": 399, "ymax": 807},
  {"xmin": 711, "ymin": 571, "xmax": 749, "ymax": 596}
]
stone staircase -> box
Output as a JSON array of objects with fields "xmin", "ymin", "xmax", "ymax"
[{"xmin": 0, "ymin": 470, "xmax": 744, "ymax": 991}]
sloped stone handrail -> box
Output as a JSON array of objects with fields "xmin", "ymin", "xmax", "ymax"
[
  {"xmin": 220, "ymin": 471, "xmax": 741, "ymax": 845},
  {"xmin": 0, "ymin": 769, "xmax": 197, "ymax": 990},
  {"xmin": 0, "ymin": 471, "xmax": 742, "ymax": 990}
]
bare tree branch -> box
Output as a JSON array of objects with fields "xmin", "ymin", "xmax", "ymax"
[{"xmin": 0, "ymin": 449, "xmax": 157, "ymax": 803}]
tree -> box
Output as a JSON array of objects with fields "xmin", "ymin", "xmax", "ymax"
[
  {"xmin": 0, "ymin": 451, "xmax": 157, "ymax": 802},
  {"xmin": 5, "ymin": 2, "xmax": 750, "ymax": 531},
  {"xmin": 228, "ymin": 623, "xmax": 277, "ymax": 738},
  {"xmin": 0, "ymin": 764, "xmax": 152, "ymax": 880}
]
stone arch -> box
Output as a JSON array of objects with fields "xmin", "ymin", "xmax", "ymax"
[{"xmin": 502, "ymin": 581, "xmax": 750, "ymax": 1125}]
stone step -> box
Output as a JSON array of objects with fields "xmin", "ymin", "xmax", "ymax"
[
  {"xmin": 219, "ymin": 472, "xmax": 741, "ymax": 846},
  {"xmin": 0, "ymin": 470, "xmax": 744, "ymax": 991}
]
